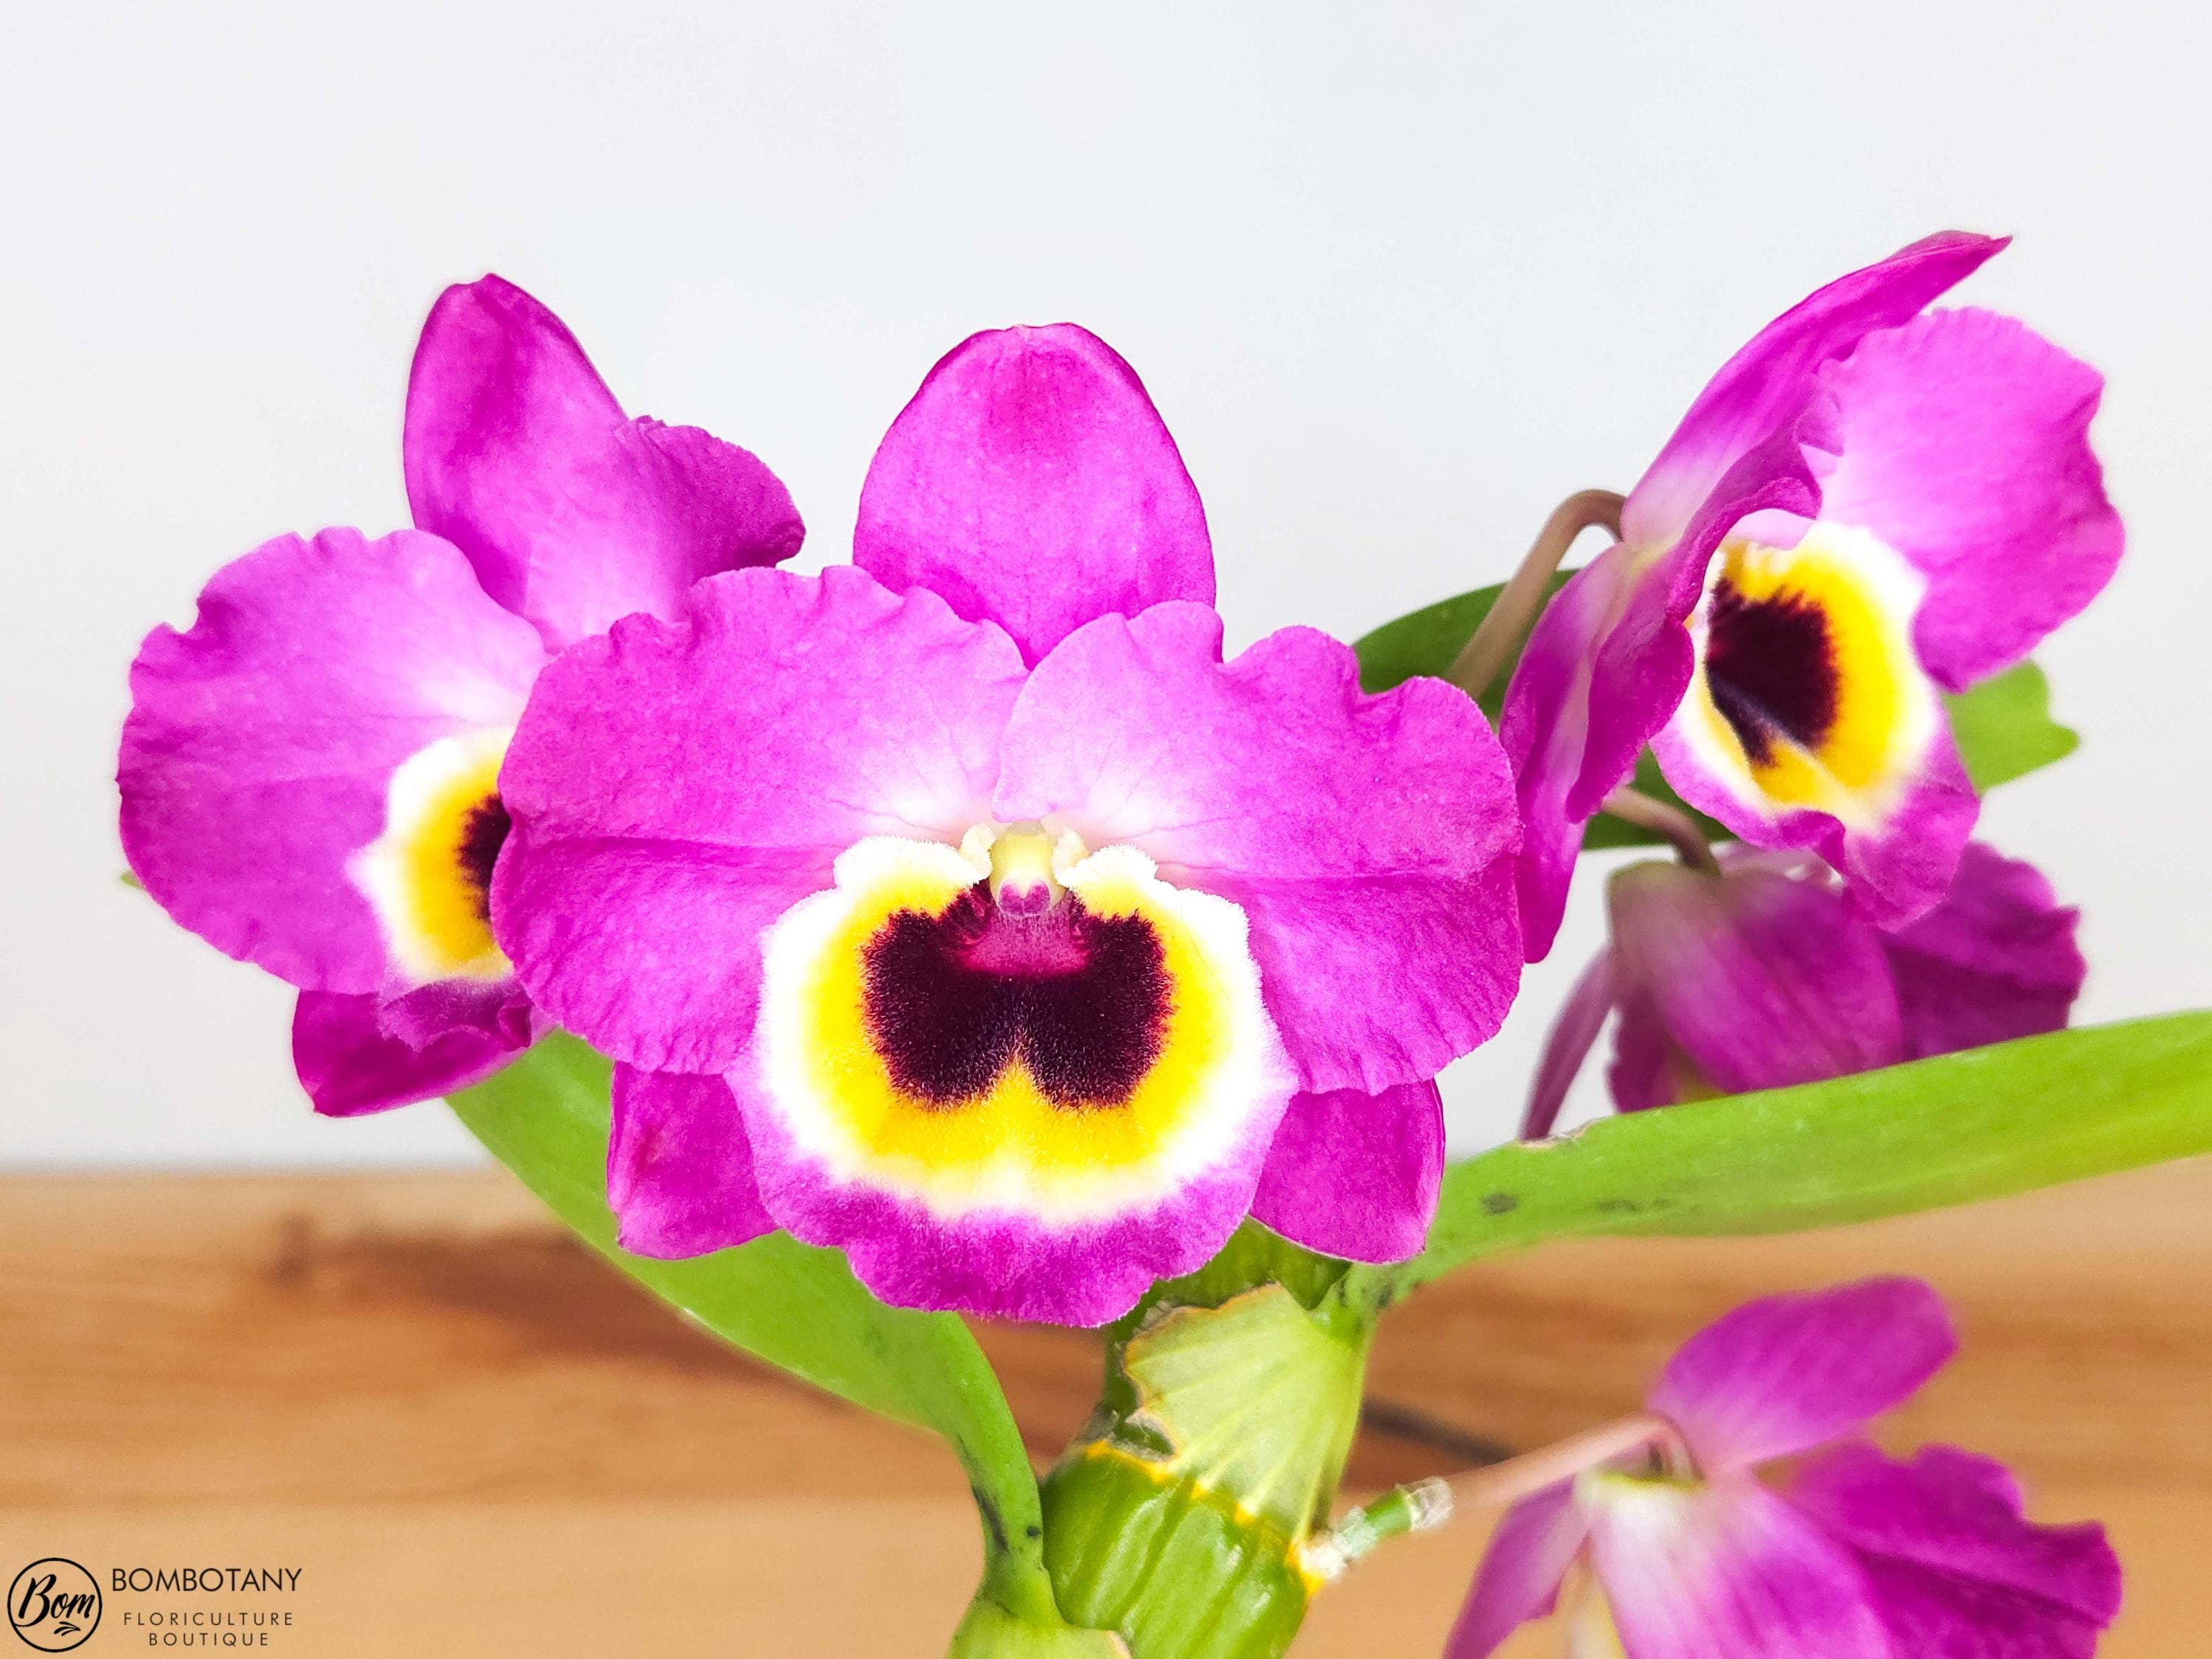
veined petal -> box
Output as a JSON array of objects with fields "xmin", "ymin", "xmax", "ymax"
[
  {"xmin": 493, "ymin": 566, "xmax": 1028, "ymax": 1074},
  {"xmin": 1818, "ymin": 307, "xmax": 2121, "ymax": 692},
  {"xmin": 1624, "ymin": 232, "xmax": 2005, "ymax": 547},
  {"xmin": 609, "ymin": 1065, "xmax": 777, "ymax": 1259},
  {"xmin": 1649, "ymin": 1279, "xmax": 1956, "ymax": 1474},
  {"xmin": 742, "ymin": 834, "xmax": 1294, "ymax": 1324},
  {"xmin": 1584, "ymin": 1475, "xmax": 1892, "ymax": 1659},
  {"xmin": 120, "ymin": 528, "xmax": 548, "ymax": 995},
  {"xmin": 1604, "ymin": 860, "xmax": 1903, "ymax": 1105},
  {"xmin": 1446, "ymin": 1482, "xmax": 1589, "ymax": 1658},
  {"xmin": 994, "ymin": 602, "xmax": 1520, "ymax": 1094},
  {"xmin": 1652, "ymin": 524, "xmax": 1980, "ymax": 924},
  {"xmin": 405, "ymin": 274, "xmax": 804, "ymax": 653},
  {"xmin": 1248, "ymin": 1078, "xmax": 1444, "ymax": 1263},
  {"xmin": 855, "ymin": 323, "xmax": 1212, "ymax": 665},
  {"xmin": 1789, "ymin": 1444, "xmax": 2121, "ymax": 1658},
  {"xmin": 291, "ymin": 990, "xmax": 529, "ymax": 1116},
  {"xmin": 1880, "ymin": 841, "xmax": 2084, "ymax": 1061}
]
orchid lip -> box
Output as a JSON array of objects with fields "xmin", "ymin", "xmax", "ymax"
[
  {"xmin": 350, "ymin": 726, "xmax": 517, "ymax": 986},
  {"xmin": 1674, "ymin": 525, "xmax": 1939, "ymax": 832},
  {"xmin": 753, "ymin": 832, "xmax": 1290, "ymax": 1222}
]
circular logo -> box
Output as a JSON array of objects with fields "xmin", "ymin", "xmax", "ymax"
[{"xmin": 7, "ymin": 1561, "xmax": 100, "ymax": 1652}]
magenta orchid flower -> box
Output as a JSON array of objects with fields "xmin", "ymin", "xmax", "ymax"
[
  {"xmin": 119, "ymin": 276, "xmax": 803, "ymax": 1116},
  {"xmin": 1503, "ymin": 232, "xmax": 2121, "ymax": 958},
  {"xmin": 490, "ymin": 324, "xmax": 1523, "ymax": 1325},
  {"xmin": 1449, "ymin": 1279, "xmax": 2121, "ymax": 1658},
  {"xmin": 1525, "ymin": 841, "xmax": 2083, "ymax": 1133}
]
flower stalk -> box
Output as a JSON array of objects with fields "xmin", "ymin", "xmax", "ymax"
[
  {"xmin": 1598, "ymin": 786, "xmax": 1719, "ymax": 873},
  {"xmin": 1447, "ymin": 487, "xmax": 1624, "ymax": 702}
]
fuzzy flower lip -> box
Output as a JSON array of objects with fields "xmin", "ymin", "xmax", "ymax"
[
  {"xmin": 1450, "ymin": 1279, "xmax": 2122, "ymax": 1658},
  {"xmin": 495, "ymin": 322, "xmax": 1520, "ymax": 1321},
  {"xmin": 120, "ymin": 276, "xmax": 803, "ymax": 1116}
]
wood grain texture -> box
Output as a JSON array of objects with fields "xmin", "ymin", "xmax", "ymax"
[{"xmin": 3, "ymin": 1161, "xmax": 2207, "ymax": 1655}]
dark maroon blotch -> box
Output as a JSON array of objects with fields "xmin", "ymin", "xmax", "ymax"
[
  {"xmin": 1703, "ymin": 579, "xmax": 1840, "ymax": 764},
  {"xmin": 456, "ymin": 796, "xmax": 512, "ymax": 922},
  {"xmin": 861, "ymin": 887, "xmax": 1169, "ymax": 1110}
]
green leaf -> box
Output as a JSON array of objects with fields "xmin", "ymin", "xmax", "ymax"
[
  {"xmin": 1352, "ymin": 571, "xmax": 1574, "ymax": 722},
  {"xmin": 448, "ymin": 1035, "xmax": 1063, "ymax": 1627},
  {"xmin": 1352, "ymin": 579, "xmax": 2077, "ymax": 853},
  {"xmin": 1945, "ymin": 661, "xmax": 2079, "ymax": 790},
  {"xmin": 1363, "ymin": 1012, "xmax": 2212, "ymax": 1298}
]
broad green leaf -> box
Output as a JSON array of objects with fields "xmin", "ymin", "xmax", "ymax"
[
  {"xmin": 1353, "ymin": 577, "xmax": 2076, "ymax": 853},
  {"xmin": 1356, "ymin": 1012, "xmax": 2212, "ymax": 1299},
  {"xmin": 1353, "ymin": 571, "xmax": 1574, "ymax": 721},
  {"xmin": 449, "ymin": 1035, "xmax": 1061, "ymax": 1626},
  {"xmin": 1945, "ymin": 661, "xmax": 2078, "ymax": 790}
]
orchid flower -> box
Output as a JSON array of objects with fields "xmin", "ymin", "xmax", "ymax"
[
  {"xmin": 118, "ymin": 277, "xmax": 802, "ymax": 1115},
  {"xmin": 1448, "ymin": 1279, "xmax": 2121, "ymax": 1658},
  {"xmin": 489, "ymin": 324, "xmax": 1524, "ymax": 1325},
  {"xmin": 1524, "ymin": 841, "xmax": 2084, "ymax": 1134},
  {"xmin": 1503, "ymin": 232, "xmax": 2121, "ymax": 958}
]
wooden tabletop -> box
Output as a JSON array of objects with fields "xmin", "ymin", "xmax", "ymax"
[{"xmin": 4, "ymin": 1160, "xmax": 2207, "ymax": 1655}]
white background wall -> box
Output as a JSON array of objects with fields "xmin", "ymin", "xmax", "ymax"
[{"xmin": 4, "ymin": 1, "xmax": 2207, "ymax": 1167}]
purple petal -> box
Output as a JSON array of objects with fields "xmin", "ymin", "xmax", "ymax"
[
  {"xmin": 1649, "ymin": 1279, "xmax": 1957, "ymax": 1472},
  {"xmin": 493, "ymin": 566, "xmax": 1028, "ymax": 1074},
  {"xmin": 1624, "ymin": 232, "xmax": 2006, "ymax": 546},
  {"xmin": 1655, "ymin": 706, "xmax": 1981, "ymax": 929},
  {"xmin": 1790, "ymin": 1443, "xmax": 2121, "ymax": 1658},
  {"xmin": 609, "ymin": 1065, "xmax": 777, "ymax": 1258},
  {"xmin": 405, "ymin": 274, "xmax": 804, "ymax": 653},
  {"xmin": 1819, "ymin": 307, "xmax": 2122, "ymax": 692},
  {"xmin": 372, "ymin": 974, "xmax": 535, "ymax": 1053},
  {"xmin": 1445, "ymin": 1482, "xmax": 1587, "ymax": 1658},
  {"xmin": 735, "ymin": 1051, "xmax": 1261, "ymax": 1326},
  {"xmin": 1523, "ymin": 948, "xmax": 1618, "ymax": 1138},
  {"xmin": 1587, "ymin": 1477, "xmax": 1893, "ymax": 1659},
  {"xmin": 1603, "ymin": 860, "xmax": 1903, "ymax": 1104},
  {"xmin": 1499, "ymin": 548, "xmax": 1632, "ymax": 962},
  {"xmin": 1879, "ymin": 841, "xmax": 2084, "ymax": 1061},
  {"xmin": 119, "ymin": 528, "xmax": 548, "ymax": 995},
  {"xmin": 1248, "ymin": 1079, "xmax": 1444, "ymax": 1263},
  {"xmin": 855, "ymin": 323, "xmax": 1213, "ymax": 665},
  {"xmin": 291, "ymin": 990, "xmax": 527, "ymax": 1116},
  {"xmin": 1607, "ymin": 981, "xmax": 1683, "ymax": 1115},
  {"xmin": 992, "ymin": 603, "xmax": 1521, "ymax": 1094}
]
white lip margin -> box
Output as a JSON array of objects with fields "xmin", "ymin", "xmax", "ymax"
[
  {"xmin": 348, "ymin": 725, "xmax": 516, "ymax": 986},
  {"xmin": 1672, "ymin": 523, "xmax": 1940, "ymax": 835},
  {"xmin": 753, "ymin": 833, "xmax": 1293, "ymax": 1225}
]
